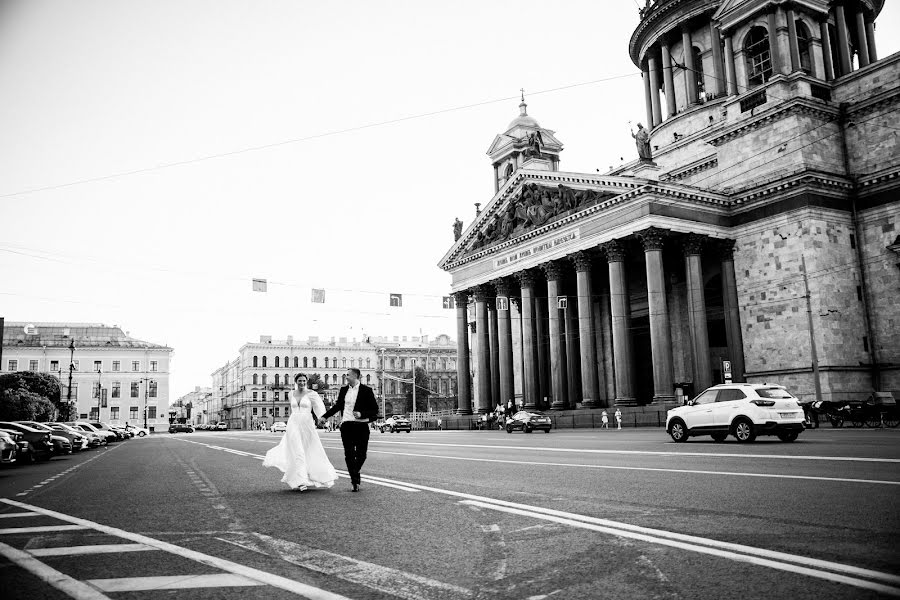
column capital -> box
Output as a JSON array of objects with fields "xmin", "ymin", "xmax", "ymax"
[
  {"xmin": 682, "ymin": 233, "xmax": 707, "ymax": 256},
  {"xmin": 541, "ymin": 260, "xmax": 566, "ymax": 282},
  {"xmin": 714, "ymin": 238, "xmax": 737, "ymax": 260},
  {"xmin": 452, "ymin": 291, "xmax": 469, "ymax": 305},
  {"xmin": 494, "ymin": 277, "xmax": 516, "ymax": 298},
  {"xmin": 570, "ymin": 251, "xmax": 593, "ymax": 272},
  {"xmin": 473, "ymin": 284, "xmax": 494, "ymax": 303},
  {"xmin": 602, "ymin": 240, "xmax": 628, "ymax": 263},
  {"xmin": 510, "ymin": 296, "xmax": 521, "ymax": 310},
  {"xmin": 515, "ymin": 269, "xmax": 538, "ymax": 289},
  {"xmin": 637, "ymin": 227, "xmax": 669, "ymax": 252}
]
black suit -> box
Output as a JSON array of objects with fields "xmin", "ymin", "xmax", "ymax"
[{"xmin": 322, "ymin": 383, "xmax": 379, "ymax": 485}]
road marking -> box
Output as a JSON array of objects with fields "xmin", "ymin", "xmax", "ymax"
[
  {"xmin": 460, "ymin": 500, "xmax": 900, "ymax": 597},
  {"xmin": 348, "ymin": 448, "xmax": 900, "ymax": 486},
  {"xmin": 0, "ymin": 511, "xmax": 41, "ymax": 518},
  {"xmin": 11, "ymin": 444, "xmax": 123, "ymax": 498},
  {"xmin": 0, "ymin": 525, "xmax": 88, "ymax": 534},
  {"xmin": 86, "ymin": 574, "xmax": 264, "ymax": 592},
  {"xmin": 28, "ymin": 543, "xmax": 155, "ymax": 557},
  {"xmin": 0, "ymin": 499, "xmax": 355, "ymax": 600},
  {"xmin": 0, "ymin": 540, "xmax": 112, "ymax": 600}
]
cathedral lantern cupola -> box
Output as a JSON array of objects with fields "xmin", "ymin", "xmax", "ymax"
[{"xmin": 486, "ymin": 93, "xmax": 563, "ymax": 193}]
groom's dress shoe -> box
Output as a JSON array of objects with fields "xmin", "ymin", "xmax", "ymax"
[{"xmin": 351, "ymin": 483, "xmax": 360, "ymax": 492}]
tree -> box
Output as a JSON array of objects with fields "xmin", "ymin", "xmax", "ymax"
[
  {"xmin": 0, "ymin": 389, "xmax": 56, "ymax": 421},
  {"xmin": 403, "ymin": 366, "xmax": 431, "ymax": 414},
  {"xmin": 307, "ymin": 373, "xmax": 329, "ymax": 392},
  {"xmin": 0, "ymin": 372, "xmax": 64, "ymax": 420}
]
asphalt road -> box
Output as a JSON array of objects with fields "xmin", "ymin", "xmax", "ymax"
[{"xmin": 1, "ymin": 426, "xmax": 899, "ymax": 600}]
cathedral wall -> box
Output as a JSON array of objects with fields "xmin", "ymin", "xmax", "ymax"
[{"xmin": 857, "ymin": 204, "xmax": 900, "ymax": 372}]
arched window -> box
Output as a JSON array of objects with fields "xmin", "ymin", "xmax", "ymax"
[
  {"xmin": 745, "ymin": 26, "xmax": 773, "ymax": 88},
  {"xmin": 274, "ymin": 374, "xmax": 280, "ymax": 385},
  {"xmin": 284, "ymin": 356, "xmax": 289, "ymax": 368},
  {"xmin": 312, "ymin": 357, "xmax": 317, "ymax": 368},
  {"xmin": 303, "ymin": 357, "xmax": 308, "ymax": 368},
  {"xmin": 342, "ymin": 358, "xmax": 347, "ymax": 368},
  {"xmin": 262, "ymin": 356, "xmax": 267, "ymax": 367},
  {"xmin": 293, "ymin": 357, "xmax": 299, "ymax": 368},
  {"xmin": 796, "ymin": 20, "xmax": 812, "ymax": 75},
  {"xmin": 325, "ymin": 374, "xmax": 330, "ymax": 384},
  {"xmin": 253, "ymin": 356, "xmax": 258, "ymax": 368},
  {"xmin": 333, "ymin": 357, "xmax": 337, "ymax": 367},
  {"xmin": 274, "ymin": 356, "xmax": 280, "ymax": 368},
  {"xmin": 252, "ymin": 374, "xmax": 258, "ymax": 385},
  {"xmin": 692, "ymin": 46, "xmax": 705, "ymax": 100},
  {"xmin": 400, "ymin": 358, "xmax": 406, "ymax": 370},
  {"xmin": 505, "ymin": 163, "xmax": 514, "ymax": 179},
  {"xmin": 366, "ymin": 358, "xmax": 371, "ymax": 368},
  {"xmin": 366, "ymin": 374, "xmax": 371, "ymax": 384},
  {"xmin": 262, "ymin": 374, "xmax": 267, "ymax": 385},
  {"xmin": 284, "ymin": 373, "xmax": 289, "ymax": 385},
  {"xmin": 325, "ymin": 357, "xmax": 329, "ymax": 368}
]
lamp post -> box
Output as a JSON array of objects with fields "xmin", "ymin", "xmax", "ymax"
[
  {"xmin": 95, "ymin": 366, "xmax": 102, "ymax": 421},
  {"xmin": 378, "ymin": 348, "xmax": 386, "ymax": 420},
  {"xmin": 137, "ymin": 377, "xmax": 152, "ymax": 430},
  {"xmin": 67, "ymin": 339, "xmax": 76, "ymax": 421}
]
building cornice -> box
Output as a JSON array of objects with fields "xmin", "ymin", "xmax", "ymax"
[
  {"xmin": 659, "ymin": 155, "xmax": 719, "ymax": 182},
  {"xmin": 707, "ymin": 97, "xmax": 838, "ymax": 147}
]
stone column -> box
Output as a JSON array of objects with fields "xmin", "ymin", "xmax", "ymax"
[
  {"xmin": 516, "ymin": 270, "xmax": 539, "ymax": 410},
  {"xmin": 572, "ymin": 252, "xmax": 599, "ymax": 408},
  {"xmin": 787, "ymin": 6, "xmax": 801, "ymax": 72},
  {"xmin": 865, "ymin": 16, "xmax": 878, "ymax": 62},
  {"xmin": 542, "ymin": 261, "xmax": 568, "ymax": 410},
  {"xmin": 710, "ymin": 24, "xmax": 726, "ymax": 97},
  {"xmin": 564, "ymin": 279, "xmax": 580, "ymax": 409},
  {"xmin": 604, "ymin": 240, "xmax": 636, "ymax": 406},
  {"xmin": 535, "ymin": 294, "xmax": 550, "ymax": 407},
  {"xmin": 642, "ymin": 63, "xmax": 654, "ymax": 131},
  {"xmin": 487, "ymin": 294, "xmax": 501, "ymax": 411},
  {"xmin": 453, "ymin": 291, "xmax": 472, "ymax": 414},
  {"xmin": 638, "ymin": 227, "xmax": 675, "ymax": 404},
  {"xmin": 495, "ymin": 278, "xmax": 515, "ymax": 412},
  {"xmin": 661, "ymin": 41, "xmax": 677, "ymax": 117},
  {"xmin": 719, "ymin": 240, "xmax": 746, "ymax": 383},
  {"xmin": 767, "ymin": 9, "xmax": 783, "ymax": 76},
  {"xmin": 855, "ymin": 9, "xmax": 870, "ymax": 68},
  {"xmin": 682, "ymin": 26, "xmax": 697, "ymax": 105},
  {"xmin": 724, "ymin": 34, "xmax": 738, "ymax": 95},
  {"xmin": 820, "ymin": 20, "xmax": 835, "ymax": 80},
  {"xmin": 683, "ymin": 235, "xmax": 712, "ymax": 393},
  {"xmin": 493, "ymin": 164, "xmax": 500, "ymax": 193},
  {"xmin": 474, "ymin": 285, "xmax": 492, "ymax": 413},
  {"xmin": 648, "ymin": 52, "xmax": 662, "ymax": 126},
  {"xmin": 834, "ymin": 5, "xmax": 852, "ymax": 76}
]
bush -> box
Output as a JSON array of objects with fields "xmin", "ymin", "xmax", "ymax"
[{"xmin": 0, "ymin": 389, "xmax": 57, "ymax": 421}]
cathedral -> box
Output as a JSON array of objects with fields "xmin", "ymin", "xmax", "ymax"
[{"xmin": 438, "ymin": 0, "xmax": 899, "ymax": 416}]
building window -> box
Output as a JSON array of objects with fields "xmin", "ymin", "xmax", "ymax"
[
  {"xmin": 262, "ymin": 356, "xmax": 267, "ymax": 367},
  {"xmin": 130, "ymin": 406, "xmax": 139, "ymax": 420},
  {"xmin": 90, "ymin": 407, "xmax": 99, "ymax": 420},
  {"xmin": 745, "ymin": 26, "xmax": 773, "ymax": 88},
  {"xmin": 252, "ymin": 374, "xmax": 258, "ymax": 385},
  {"xmin": 367, "ymin": 358, "xmax": 371, "ymax": 369},
  {"xmin": 132, "ymin": 360, "xmax": 140, "ymax": 372},
  {"xmin": 366, "ymin": 374, "xmax": 371, "ymax": 384},
  {"xmin": 274, "ymin": 374, "xmax": 280, "ymax": 386},
  {"xmin": 692, "ymin": 46, "xmax": 705, "ymax": 100},
  {"xmin": 303, "ymin": 357, "xmax": 308, "ymax": 368},
  {"xmin": 796, "ymin": 20, "xmax": 812, "ymax": 74},
  {"xmin": 93, "ymin": 360, "xmax": 102, "ymax": 372},
  {"xmin": 325, "ymin": 357, "xmax": 329, "ymax": 368},
  {"xmin": 275, "ymin": 356, "xmax": 280, "ymax": 368},
  {"xmin": 400, "ymin": 358, "xmax": 406, "ymax": 370},
  {"xmin": 274, "ymin": 407, "xmax": 280, "ymax": 417},
  {"xmin": 93, "ymin": 382, "xmax": 102, "ymax": 399},
  {"xmin": 332, "ymin": 357, "xmax": 337, "ymax": 367},
  {"xmin": 284, "ymin": 373, "xmax": 289, "ymax": 385},
  {"xmin": 149, "ymin": 381, "xmax": 157, "ymax": 398},
  {"xmin": 324, "ymin": 374, "xmax": 330, "ymax": 384},
  {"xmin": 262, "ymin": 392, "xmax": 267, "ymax": 401},
  {"xmin": 148, "ymin": 406, "xmax": 157, "ymax": 419},
  {"xmin": 70, "ymin": 383, "xmax": 78, "ymax": 399},
  {"xmin": 293, "ymin": 357, "xmax": 299, "ymax": 368},
  {"xmin": 390, "ymin": 358, "xmax": 396, "ymax": 369},
  {"xmin": 253, "ymin": 355, "xmax": 258, "ymax": 367},
  {"xmin": 274, "ymin": 391, "xmax": 279, "ymax": 401},
  {"xmin": 262, "ymin": 374, "xmax": 267, "ymax": 385},
  {"xmin": 111, "ymin": 406, "xmax": 120, "ymax": 420},
  {"xmin": 284, "ymin": 356, "xmax": 289, "ymax": 368},
  {"xmin": 150, "ymin": 361, "xmax": 158, "ymax": 372},
  {"xmin": 253, "ymin": 392, "xmax": 258, "ymax": 400},
  {"xmin": 29, "ymin": 360, "xmax": 39, "ymax": 371},
  {"xmin": 312, "ymin": 357, "xmax": 317, "ymax": 368},
  {"xmin": 253, "ymin": 407, "xmax": 258, "ymax": 416},
  {"xmin": 131, "ymin": 382, "xmax": 139, "ymax": 398},
  {"xmin": 112, "ymin": 382, "xmax": 121, "ymax": 398},
  {"xmin": 50, "ymin": 360, "xmax": 59, "ymax": 371},
  {"xmin": 112, "ymin": 360, "xmax": 120, "ymax": 372},
  {"xmin": 342, "ymin": 358, "xmax": 347, "ymax": 368}
]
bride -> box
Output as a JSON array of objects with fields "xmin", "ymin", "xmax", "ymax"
[{"xmin": 263, "ymin": 373, "xmax": 337, "ymax": 491}]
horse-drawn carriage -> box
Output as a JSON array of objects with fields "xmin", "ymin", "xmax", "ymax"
[{"xmin": 811, "ymin": 392, "xmax": 898, "ymax": 428}]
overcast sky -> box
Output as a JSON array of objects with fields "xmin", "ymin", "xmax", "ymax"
[{"xmin": 2, "ymin": 0, "xmax": 898, "ymax": 399}]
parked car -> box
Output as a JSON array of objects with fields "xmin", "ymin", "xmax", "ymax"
[
  {"xmin": 20, "ymin": 422, "xmax": 85, "ymax": 452},
  {"xmin": 124, "ymin": 424, "xmax": 150, "ymax": 437},
  {"xmin": 110, "ymin": 425, "xmax": 133, "ymax": 438},
  {"xmin": 168, "ymin": 423, "xmax": 195, "ymax": 434},
  {"xmin": 65, "ymin": 422, "xmax": 110, "ymax": 445},
  {"xmin": 0, "ymin": 430, "xmax": 18, "ymax": 464},
  {"xmin": 44, "ymin": 423, "xmax": 90, "ymax": 450},
  {"xmin": 0, "ymin": 422, "xmax": 54, "ymax": 462},
  {"xmin": 88, "ymin": 422, "xmax": 125, "ymax": 441},
  {"xmin": 214, "ymin": 422, "xmax": 228, "ymax": 430},
  {"xmin": 667, "ymin": 383, "xmax": 806, "ymax": 443},
  {"xmin": 381, "ymin": 415, "xmax": 411, "ymax": 433},
  {"xmin": 506, "ymin": 410, "xmax": 552, "ymax": 433},
  {"xmin": 52, "ymin": 422, "xmax": 102, "ymax": 448},
  {"xmin": 271, "ymin": 421, "xmax": 287, "ymax": 433}
]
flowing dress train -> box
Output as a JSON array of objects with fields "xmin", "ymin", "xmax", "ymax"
[{"xmin": 262, "ymin": 390, "xmax": 337, "ymax": 489}]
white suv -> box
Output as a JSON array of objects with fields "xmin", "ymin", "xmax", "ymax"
[{"xmin": 666, "ymin": 383, "xmax": 805, "ymax": 443}]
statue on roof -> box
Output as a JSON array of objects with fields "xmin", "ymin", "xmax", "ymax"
[
  {"xmin": 453, "ymin": 218, "xmax": 463, "ymax": 241},
  {"xmin": 631, "ymin": 123, "xmax": 653, "ymax": 162},
  {"xmin": 524, "ymin": 130, "xmax": 544, "ymax": 159}
]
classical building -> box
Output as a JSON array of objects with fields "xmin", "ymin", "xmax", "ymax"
[
  {"xmin": 173, "ymin": 386, "xmax": 212, "ymax": 425},
  {"xmin": 439, "ymin": 0, "xmax": 898, "ymax": 413},
  {"xmin": 1, "ymin": 322, "xmax": 172, "ymax": 430},
  {"xmin": 374, "ymin": 334, "xmax": 459, "ymax": 417}
]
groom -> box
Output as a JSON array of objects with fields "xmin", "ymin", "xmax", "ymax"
[{"xmin": 320, "ymin": 368, "xmax": 379, "ymax": 492}]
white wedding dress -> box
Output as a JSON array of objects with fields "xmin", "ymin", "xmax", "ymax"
[{"xmin": 262, "ymin": 390, "xmax": 337, "ymax": 489}]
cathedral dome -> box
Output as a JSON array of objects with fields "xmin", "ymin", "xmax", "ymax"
[{"xmin": 507, "ymin": 99, "xmax": 540, "ymax": 130}]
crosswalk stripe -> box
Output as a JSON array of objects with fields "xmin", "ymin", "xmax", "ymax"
[
  {"xmin": 85, "ymin": 574, "xmax": 264, "ymax": 592},
  {"xmin": 0, "ymin": 512, "xmax": 41, "ymax": 519},
  {"xmin": 0, "ymin": 541, "xmax": 112, "ymax": 600},
  {"xmin": 0, "ymin": 525, "xmax": 88, "ymax": 534},
  {"xmin": 29, "ymin": 543, "xmax": 155, "ymax": 557}
]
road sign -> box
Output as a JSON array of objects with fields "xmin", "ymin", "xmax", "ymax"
[{"xmin": 723, "ymin": 360, "xmax": 732, "ymax": 383}]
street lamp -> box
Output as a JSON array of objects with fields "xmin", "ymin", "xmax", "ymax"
[
  {"xmin": 378, "ymin": 348, "xmax": 386, "ymax": 420},
  {"xmin": 95, "ymin": 366, "xmax": 103, "ymax": 421},
  {"xmin": 137, "ymin": 377, "xmax": 153, "ymax": 430},
  {"xmin": 66, "ymin": 339, "xmax": 76, "ymax": 421}
]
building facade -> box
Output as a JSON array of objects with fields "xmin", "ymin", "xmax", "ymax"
[
  {"xmin": 173, "ymin": 386, "xmax": 212, "ymax": 425},
  {"xmin": 375, "ymin": 334, "xmax": 459, "ymax": 417},
  {"xmin": 439, "ymin": 0, "xmax": 898, "ymax": 412},
  {"xmin": 1, "ymin": 322, "xmax": 173, "ymax": 430}
]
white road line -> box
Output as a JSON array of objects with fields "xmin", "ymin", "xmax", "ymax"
[
  {"xmin": 461, "ymin": 500, "xmax": 900, "ymax": 597},
  {"xmin": 0, "ymin": 525, "xmax": 88, "ymax": 534},
  {"xmin": 86, "ymin": 574, "xmax": 264, "ymax": 592},
  {"xmin": 363, "ymin": 439, "xmax": 900, "ymax": 463},
  {"xmin": 0, "ymin": 499, "xmax": 354, "ymax": 600},
  {"xmin": 351, "ymin": 448, "xmax": 900, "ymax": 486},
  {"xmin": 0, "ymin": 511, "xmax": 41, "ymax": 518},
  {"xmin": 0, "ymin": 540, "xmax": 112, "ymax": 600},
  {"xmin": 28, "ymin": 543, "xmax": 156, "ymax": 557}
]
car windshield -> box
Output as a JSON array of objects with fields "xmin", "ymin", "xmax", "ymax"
[{"xmin": 757, "ymin": 388, "xmax": 794, "ymax": 399}]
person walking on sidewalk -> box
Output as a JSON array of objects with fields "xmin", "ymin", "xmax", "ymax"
[
  {"xmin": 614, "ymin": 408, "xmax": 622, "ymax": 430},
  {"xmin": 601, "ymin": 410, "xmax": 609, "ymax": 429}
]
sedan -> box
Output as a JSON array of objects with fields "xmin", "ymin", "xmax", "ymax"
[
  {"xmin": 20, "ymin": 422, "xmax": 87, "ymax": 452},
  {"xmin": 0, "ymin": 422, "xmax": 54, "ymax": 461},
  {"xmin": 271, "ymin": 421, "xmax": 287, "ymax": 433},
  {"xmin": 506, "ymin": 411, "xmax": 552, "ymax": 433},
  {"xmin": 0, "ymin": 430, "xmax": 18, "ymax": 464},
  {"xmin": 51, "ymin": 422, "xmax": 102, "ymax": 448},
  {"xmin": 125, "ymin": 424, "xmax": 150, "ymax": 437},
  {"xmin": 168, "ymin": 423, "xmax": 195, "ymax": 434}
]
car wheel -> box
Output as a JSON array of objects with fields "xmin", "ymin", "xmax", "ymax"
[
  {"xmin": 829, "ymin": 417, "xmax": 843, "ymax": 428},
  {"xmin": 138, "ymin": 431, "xmax": 146, "ymax": 436},
  {"xmin": 544, "ymin": 429, "xmax": 550, "ymax": 433},
  {"xmin": 865, "ymin": 414, "xmax": 883, "ymax": 428},
  {"xmin": 711, "ymin": 433, "xmax": 728, "ymax": 443},
  {"xmin": 406, "ymin": 430, "xmax": 411, "ymax": 433},
  {"xmin": 506, "ymin": 425, "xmax": 513, "ymax": 434},
  {"xmin": 733, "ymin": 418, "xmax": 756, "ymax": 443},
  {"xmin": 524, "ymin": 424, "xmax": 533, "ymax": 433},
  {"xmin": 777, "ymin": 431, "xmax": 799, "ymax": 442},
  {"xmin": 668, "ymin": 419, "xmax": 688, "ymax": 443},
  {"xmin": 851, "ymin": 417, "xmax": 865, "ymax": 428},
  {"xmin": 884, "ymin": 414, "xmax": 899, "ymax": 428}
]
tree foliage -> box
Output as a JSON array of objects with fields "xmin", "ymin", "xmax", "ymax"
[
  {"xmin": 0, "ymin": 389, "xmax": 57, "ymax": 421},
  {"xmin": 0, "ymin": 372, "xmax": 65, "ymax": 420},
  {"xmin": 403, "ymin": 366, "xmax": 431, "ymax": 413},
  {"xmin": 307, "ymin": 373, "xmax": 329, "ymax": 392}
]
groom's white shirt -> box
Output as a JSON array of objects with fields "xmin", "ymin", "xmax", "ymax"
[{"xmin": 341, "ymin": 382, "xmax": 363, "ymax": 423}]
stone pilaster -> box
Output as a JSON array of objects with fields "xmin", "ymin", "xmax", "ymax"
[
  {"xmin": 541, "ymin": 260, "xmax": 568, "ymax": 410},
  {"xmin": 718, "ymin": 240, "xmax": 746, "ymax": 383},
  {"xmin": 487, "ymin": 288, "xmax": 501, "ymax": 411},
  {"xmin": 571, "ymin": 251, "xmax": 599, "ymax": 408},
  {"xmin": 683, "ymin": 234, "xmax": 712, "ymax": 393},
  {"xmin": 473, "ymin": 285, "xmax": 492, "ymax": 413},
  {"xmin": 453, "ymin": 291, "xmax": 472, "ymax": 414},
  {"xmin": 647, "ymin": 52, "xmax": 662, "ymax": 126},
  {"xmin": 516, "ymin": 270, "xmax": 540, "ymax": 410},
  {"xmin": 603, "ymin": 240, "xmax": 636, "ymax": 406},
  {"xmin": 638, "ymin": 227, "xmax": 675, "ymax": 404},
  {"xmin": 834, "ymin": 5, "xmax": 852, "ymax": 76},
  {"xmin": 495, "ymin": 277, "xmax": 516, "ymax": 412}
]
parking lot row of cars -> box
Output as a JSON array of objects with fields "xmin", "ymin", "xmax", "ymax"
[{"xmin": 0, "ymin": 420, "xmax": 149, "ymax": 466}]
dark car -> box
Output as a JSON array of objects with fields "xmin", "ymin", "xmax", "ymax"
[
  {"xmin": 168, "ymin": 423, "xmax": 195, "ymax": 434},
  {"xmin": 89, "ymin": 422, "xmax": 125, "ymax": 441},
  {"xmin": 381, "ymin": 415, "xmax": 411, "ymax": 433},
  {"xmin": 0, "ymin": 422, "xmax": 54, "ymax": 461},
  {"xmin": 0, "ymin": 430, "xmax": 19, "ymax": 464},
  {"xmin": 21, "ymin": 422, "xmax": 86, "ymax": 452},
  {"xmin": 506, "ymin": 410, "xmax": 552, "ymax": 433}
]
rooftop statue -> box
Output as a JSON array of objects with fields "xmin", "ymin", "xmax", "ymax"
[
  {"xmin": 631, "ymin": 123, "xmax": 653, "ymax": 162},
  {"xmin": 453, "ymin": 218, "xmax": 463, "ymax": 241}
]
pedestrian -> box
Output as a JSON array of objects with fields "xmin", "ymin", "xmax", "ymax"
[
  {"xmin": 437, "ymin": 417, "xmax": 442, "ymax": 431},
  {"xmin": 614, "ymin": 408, "xmax": 622, "ymax": 430},
  {"xmin": 601, "ymin": 410, "xmax": 609, "ymax": 429},
  {"xmin": 319, "ymin": 367, "xmax": 379, "ymax": 492}
]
